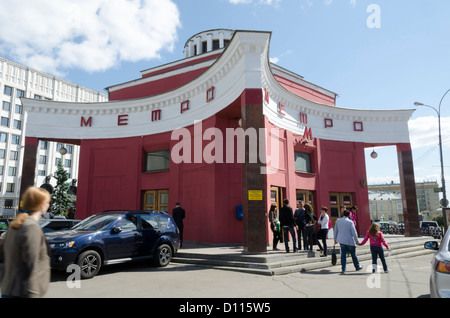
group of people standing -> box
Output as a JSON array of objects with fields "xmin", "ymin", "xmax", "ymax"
[
  {"xmin": 269, "ymin": 199, "xmax": 329, "ymax": 256},
  {"xmin": 269, "ymin": 200, "xmax": 391, "ymax": 274}
]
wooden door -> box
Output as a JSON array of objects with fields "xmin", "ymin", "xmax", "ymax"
[
  {"xmin": 143, "ymin": 189, "xmax": 169, "ymax": 212},
  {"xmin": 329, "ymin": 192, "xmax": 353, "ymax": 227}
]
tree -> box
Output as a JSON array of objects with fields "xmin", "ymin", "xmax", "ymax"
[
  {"xmin": 50, "ymin": 159, "xmax": 74, "ymax": 216},
  {"xmin": 433, "ymin": 214, "xmax": 444, "ymax": 227}
]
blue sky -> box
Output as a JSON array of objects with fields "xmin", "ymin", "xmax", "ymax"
[{"xmin": 1, "ymin": 0, "xmax": 449, "ymax": 197}]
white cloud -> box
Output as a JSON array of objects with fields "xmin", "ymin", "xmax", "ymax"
[
  {"xmin": 229, "ymin": 0, "xmax": 281, "ymax": 6},
  {"xmin": 408, "ymin": 116, "xmax": 450, "ymax": 150},
  {"xmin": 270, "ymin": 49, "xmax": 293, "ymax": 65},
  {"xmin": 270, "ymin": 57, "xmax": 279, "ymax": 64},
  {"xmin": 324, "ymin": 0, "xmax": 357, "ymax": 6},
  {"xmin": 0, "ymin": 0, "xmax": 181, "ymax": 75},
  {"xmin": 229, "ymin": 0, "xmax": 253, "ymax": 3}
]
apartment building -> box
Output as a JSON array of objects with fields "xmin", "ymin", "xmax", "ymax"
[
  {"xmin": 0, "ymin": 57, "xmax": 107, "ymax": 215},
  {"xmin": 368, "ymin": 191, "xmax": 403, "ymax": 222},
  {"xmin": 368, "ymin": 181, "xmax": 441, "ymax": 222}
]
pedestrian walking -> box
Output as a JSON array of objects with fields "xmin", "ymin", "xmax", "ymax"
[
  {"xmin": 268, "ymin": 205, "xmax": 281, "ymax": 250},
  {"xmin": 316, "ymin": 206, "xmax": 329, "ymax": 256},
  {"xmin": 360, "ymin": 222, "xmax": 391, "ymax": 273},
  {"xmin": 294, "ymin": 201, "xmax": 307, "ymax": 251},
  {"xmin": 349, "ymin": 205, "xmax": 358, "ymax": 233},
  {"xmin": 304, "ymin": 203, "xmax": 317, "ymax": 252},
  {"xmin": 279, "ymin": 199, "xmax": 298, "ymax": 253},
  {"xmin": 172, "ymin": 202, "xmax": 185, "ymax": 248},
  {"xmin": 0, "ymin": 186, "xmax": 51, "ymax": 298},
  {"xmin": 339, "ymin": 205, "xmax": 347, "ymax": 218},
  {"xmin": 334, "ymin": 210, "xmax": 363, "ymax": 274}
]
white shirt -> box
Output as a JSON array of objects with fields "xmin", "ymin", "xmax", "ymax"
[{"xmin": 319, "ymin": 213, "xmax": 329, "ymax": 229}]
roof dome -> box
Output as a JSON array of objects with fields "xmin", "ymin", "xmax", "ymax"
[{"xmin": 183, "ymin": 29, "xmax": 235, "ymax": 58}]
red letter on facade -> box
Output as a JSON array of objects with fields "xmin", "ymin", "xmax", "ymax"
[
  {"xmin": 278, "ymin": 103, "xmax": 286, "ymax": 116},
  {"xmin": 181, "ymin": 100, "xmax": 189, "ymax": 114},
  {"xmin": 152, "ymin": 109, "xmax": 161, "ymax": 121},
  {"xmin": 299, "ymin": 112, "xmax": 308, "ymax": 124},
  {"xmin": 303, "ymin": 127, "xmax": 313, "ymax": 141},
  {"xmin": 81, "ymin": 116, "xmax": 92, "ymax": 127},
  {"xmin": 118, "ymin": 114, "xmax": 128, "ymax": 126},
  {"xmin": 206, "ymin": 87, "xmax": 215, "ymax": 102},
  {"xmin": 353, "ymin": 121, "xmax": 364, "ymax": 132}
]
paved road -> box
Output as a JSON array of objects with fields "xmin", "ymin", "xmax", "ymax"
[{"xmin": 42, "ymin": 253, "xmax": 433, "ymax": 299}]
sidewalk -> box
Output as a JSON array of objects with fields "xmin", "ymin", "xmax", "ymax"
[{"xmin": 173, "ymin": 235, "xmax": 437, "ymax": 275}]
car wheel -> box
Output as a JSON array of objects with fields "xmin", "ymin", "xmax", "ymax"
[
  {"xmin": 154, "ymin": 244, "xmax": 172, "ymax": 267},
  {"xmin": 77, "ymin": 250, "xmax": 102, "ymax": 279}
]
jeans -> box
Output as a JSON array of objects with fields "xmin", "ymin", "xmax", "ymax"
[
  {"xmin": 270, "ymin": 223, "xmax": 281, "ymax": 249},
  {"xmin": 317, "ymin": 229, "xmax": 328, "ymax": 255},
  {"xmin": 305, "ymin": 225, "xmax": 314, "ymax": 251},
  {"xmin": 370, "ymin": 246, "xmax": 388, "ymax": 272},
  {"xmin": 340, "ymin": 244, "xmax": 361, "ymax": 272},
  {"xmin": 296, "ymin": 224, "xmax": 307, "ymax": 250},
  {"xmin": 283, "ymin": 226, "xmax": 297, "ymax": 253}
]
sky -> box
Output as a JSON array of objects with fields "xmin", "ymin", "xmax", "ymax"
[{"xmin": 1, "ymin": 0, "xmax": 449, "ymax": 199}]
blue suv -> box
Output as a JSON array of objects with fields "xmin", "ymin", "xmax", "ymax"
[{"xmin": 45, "ymin": 210, "xmax": 180, "ymax": 279}]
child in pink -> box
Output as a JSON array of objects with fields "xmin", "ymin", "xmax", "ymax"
[{"xmin": 360, "ymin": 223, "xmax": 391, "ymax": 273}]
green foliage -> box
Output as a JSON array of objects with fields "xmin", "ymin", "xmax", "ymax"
[
  {"xmin": 50, "ymin": 159, "xmax": 74, "ymax": 216},
  {"xmin": 433, "ymin": 214, "xmax": 444, "ymax": 227}
]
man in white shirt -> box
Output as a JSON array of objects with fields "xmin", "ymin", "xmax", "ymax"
[{"xmin": 334, "ymin": 210, "xmax": 362, "ymax": 273}]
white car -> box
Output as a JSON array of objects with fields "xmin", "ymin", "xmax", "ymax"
[{"xmin": 425, "ymin": 228, "xmax": 450, "ymax": 298}]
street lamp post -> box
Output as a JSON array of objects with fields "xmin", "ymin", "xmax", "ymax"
[{"xmin": 414, "ymin": 88, "xmax": 450, "ymax": 233}]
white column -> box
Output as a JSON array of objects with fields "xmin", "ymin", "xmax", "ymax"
[
  {"xmin": 207, "ymin": 33, "xmax": 213, "ymax": 52},
  {"xmin": 219, "ymin": 31, "xmax": 224, "ymax": 48}
]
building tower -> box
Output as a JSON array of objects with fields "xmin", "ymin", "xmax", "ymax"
[{"xmin": 0, "ymin": 57, "xmax": 108, "ymax": 215}]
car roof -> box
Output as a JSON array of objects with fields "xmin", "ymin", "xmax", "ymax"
[
  {"xmin": 98, "ymin": 209, "xmax": 169, "ymax": 216},
  {"xmin": 39, "ymin": 219, "xmax": 81, "ymax": 222}
]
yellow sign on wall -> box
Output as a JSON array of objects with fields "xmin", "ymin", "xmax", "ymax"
[{"xmin": 248, "ymin": 190, "xmax": 263, "ymax": 201}]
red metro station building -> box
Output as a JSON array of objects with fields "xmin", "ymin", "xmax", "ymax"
[{"xmin": 21, "ymin": 30, "xmax": 420, "ymax": 252}]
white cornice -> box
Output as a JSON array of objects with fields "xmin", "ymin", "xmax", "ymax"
[
  {"xmin": 22, "ymin": 31, "xmax": 271, "ymax": 140},
  {"xmin": 21, "ymin": 30, "xmax": 414, "ymax": 145},
  {"xmin": 261, "ymin": 54, "xmax": 414, "ymax": 144}
]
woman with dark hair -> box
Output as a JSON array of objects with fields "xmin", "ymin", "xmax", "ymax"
[
  {"xmin": 304, "ymin": 203, "xmax": 317, "ymax": 252},
  {"xmin": 316, "ymin": 206, "xmax": 330, "ymax": 256},
  {"xmin": 0, "ymin": 187, "xmax": 51, "ymax": 298},
  {"xmin": 268, "ymin": 205, "xmax": 281, "ymax": 250}
]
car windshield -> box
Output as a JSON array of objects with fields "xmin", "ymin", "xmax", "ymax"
[{"xmin": 72, "ymin": 214, "xmax": 122, "ymax": 231}]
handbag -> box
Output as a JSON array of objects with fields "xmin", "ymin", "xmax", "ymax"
[{"xmin": 331, "ymin": 245, "xmax": 337, "ymax": 265}]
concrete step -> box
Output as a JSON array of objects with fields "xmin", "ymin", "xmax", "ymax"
[{"xmin": 172, "ymin": 235, "xmax": 438, "ymax": 276}]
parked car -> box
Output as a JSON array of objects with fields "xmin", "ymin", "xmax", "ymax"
[
  {"xmin": 0, "ymin": 218, "xmax": 12, "ymax": 246},
  {"xmin": 378, "ymin": 221, "xmax": 398, "ymax": 233},
  {"xmin": 424, "ymin": 228, "xmax": 450, "ymax": 298},
  {"xmin": 420, "ymin": 221, "xmax": 443, "ymax": 239},
  {"xmin": 0, "ymin": 218, "xmax": 12, "ymax": 235},
  {"xmin": 39, "ymin": 218, "xmax": 81, "ymax": 233},
  {"xmin": 0, "ymin": 217, "xmax": 79, "ymax": 246},
  {"xmin": 420, "ymin": 221, "xmax": 440, "ymax": 229},
  {"xmin": 45, "ymin": 210, "xmax": 180, "ymax": 279}
]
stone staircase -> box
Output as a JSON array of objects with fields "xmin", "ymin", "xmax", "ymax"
[{"xmin": 172, "ymin": 235, "xmax": 437, "ymax": 276}]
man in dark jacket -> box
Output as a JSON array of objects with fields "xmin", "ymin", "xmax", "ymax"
[
  {"xmin": 279, "ymin": 199, "xmax": 298, "ymax": 253},
  {"xmin": 172, "ymin": 202, "xmax": 185, "ymax": 248},
  {"xmin": 294, "ymin": 201, "xmax": 307, "ymax": 251}
]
